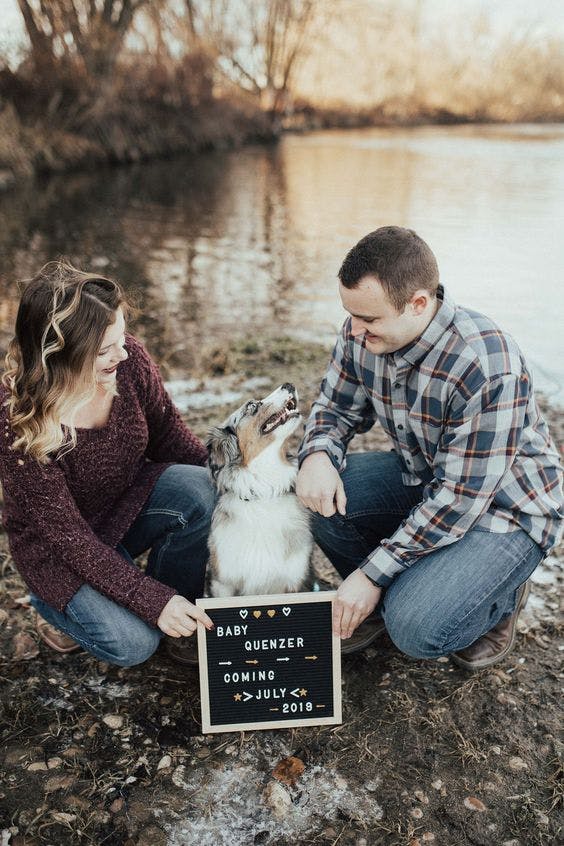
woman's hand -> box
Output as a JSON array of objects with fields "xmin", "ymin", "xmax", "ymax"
[
  {"xmin": 296, "ymin": 452, "xmax": 347, "ymax": 517},
  {"xmin": 157, "ymin": 595, "xmax": 214, "ymax": 638}
]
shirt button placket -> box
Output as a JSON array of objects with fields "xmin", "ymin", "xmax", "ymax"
[{"xmin": 392, "ymin": 370, "xmax": 412, "ymax": 472}]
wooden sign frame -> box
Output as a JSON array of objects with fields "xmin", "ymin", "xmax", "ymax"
[{"xmin": 196, "ymin": 591, "xmax": 342, "ymax": 734}]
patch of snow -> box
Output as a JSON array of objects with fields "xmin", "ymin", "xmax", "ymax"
[{"xmin": 160, "ymin": 736, "xmax": 383, "ymax": 846}]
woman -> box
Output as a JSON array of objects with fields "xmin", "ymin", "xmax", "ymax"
[{"xmin": 0, "ymin": 261, "xmax": 215, "ymax": 667}]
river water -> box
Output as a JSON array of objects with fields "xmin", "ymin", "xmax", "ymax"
[{"xmin": 1, "ymin": 124, "xmax": 563, "ymax": 405}]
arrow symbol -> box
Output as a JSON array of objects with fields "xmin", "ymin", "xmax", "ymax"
[
  {"xmin": 305, "ymin": 656, "xmax": 318, "ymax": 660},
  {"xmin": 218, "ymin": 661, "xmax": 232, "ymax": 666},
  {"xmin": 245, "ymin": 660, "xmax": 259, "ymax": 665},
  {"xmin": 276, "ymin": 657, "xmax": 290, "ymax": 662},
  {"xmin": 243, "ymin": 691, "xmax": 253, "ymax": 702},
  {"xmin": 290, "ymin": 688, "xmax": 300, "ymax": 698}
]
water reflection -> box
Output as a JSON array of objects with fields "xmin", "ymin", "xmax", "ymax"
[{"xmin": 0, "ymin": 125, "xmax": 562, "ymax": 402}]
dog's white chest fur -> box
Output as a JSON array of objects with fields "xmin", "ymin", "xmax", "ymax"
[
  {"xmin": 207, "ymin": 389, "xmax": 313, "ymax": 598},
  {"xmin": 210, "ymin": 492, "xmax": 312, "ymax": 596}
]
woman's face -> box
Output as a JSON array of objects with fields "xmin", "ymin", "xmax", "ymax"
[{"xmin": 95, "ymin": 308, "xmax": 128, "ymax": 385}]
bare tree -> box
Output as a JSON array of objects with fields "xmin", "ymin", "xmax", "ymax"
[
  {"xmin": 17, "ymin": 0, "xmax": 153, "ymax": 81},
  {"xmin": 187, "ymin": 0, "xmax": 322, "ymax": 118}
]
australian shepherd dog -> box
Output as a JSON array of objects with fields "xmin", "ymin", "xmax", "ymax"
[{"xmin": 206, "ymin": 383, "xmax": 312, "ymax": 597}]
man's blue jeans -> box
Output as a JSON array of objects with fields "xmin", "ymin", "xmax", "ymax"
[
  {"xmin": 312, "ymin": 452, "xmax": 543, "ymax": 658},
  {"xmin": 30, "ymin": 464, "xmax": 215, "ymax": 667}
]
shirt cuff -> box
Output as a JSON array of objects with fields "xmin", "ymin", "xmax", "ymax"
[
  {"xmin": 297, "ymin": 436, "xmax": 346, "ymax": 471},
  {"xmin": 360, "ymin": 547, "xmax": 406, "ymax": 588}
]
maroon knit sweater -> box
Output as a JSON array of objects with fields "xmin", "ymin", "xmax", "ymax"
[{"xmin": 0, "ymin": 335, "xmax": 208, "ymax": 626}]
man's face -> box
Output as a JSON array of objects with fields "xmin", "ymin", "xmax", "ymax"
[{"xmin": 339, "ymin": 275, "xmax": 432, "ymax": 355}]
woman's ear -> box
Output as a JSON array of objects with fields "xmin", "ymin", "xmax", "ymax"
[{"xmin": 206, "ymin": 426, "xmax": 240, "ymax": 480}]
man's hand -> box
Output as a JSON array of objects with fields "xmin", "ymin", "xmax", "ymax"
[
  {"xmin": 296, "ymin": 452, "xmax": 347, "ymax": 517},
  {"xmin": 333, "ymin": 569, "xmax": 381, "ymax": 639},
  {"xmin": 157, "ymin": 595, "xmax": 214, "ymax": 638}
]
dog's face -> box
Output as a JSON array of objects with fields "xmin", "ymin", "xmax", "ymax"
[{"xmin": 207, "ymin": 383, "xmax": 301, "ymax": 480}]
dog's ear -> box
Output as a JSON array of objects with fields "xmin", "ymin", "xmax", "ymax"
[{"xmin": 206, "ymin": 425, "xmax": 240, "ymax": 480}]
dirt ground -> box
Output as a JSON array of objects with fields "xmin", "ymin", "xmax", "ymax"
[{"xmin": 0, "ymin": 336, "xmax": 562, "ymax": 846}]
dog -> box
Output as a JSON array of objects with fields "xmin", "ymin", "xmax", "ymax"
[{"xmin": 206, "ymin": 383, "xmax": 312, "ymax": 597}]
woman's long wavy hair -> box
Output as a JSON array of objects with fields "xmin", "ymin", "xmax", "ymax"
[{"xmin": 2, "ymin": 260, "xmax": 127, "ymax": 463}]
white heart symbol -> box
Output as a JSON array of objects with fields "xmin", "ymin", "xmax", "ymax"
[
  {"xmin": 282, "ymin": 607, "xmax": 291, "ymax": 616},
  {"xmin": 239, "ymin": 609, "xmax": 248, "ymax": 619}
]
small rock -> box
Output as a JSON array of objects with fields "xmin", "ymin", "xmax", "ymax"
[
  {"xmin": 464, "ymin": 796, "xmax": 487, "ymax": 812},
  {"xmin": 28, "ymin": 762, "xmax": 48, "ymax": 772},
  {"xmin": 436, "ymin": 656, "xmax": 449, "ymax": 663},
  {"xmin": 110, "ymin": 798, "xmax": 124, "ymax": 814},
  {"xmin": 335, "ymin": 775, "xmax": 348, "ymax": 790},
  {"xmin": 159, "ymin": 696, "xmax": 173, "ymax": 705},
  {"xmin": 508, "ymin": 756, "xmax": 528, "ymax": 772},
  {"xmin": 0, "ymin": 609, "xmax": 9, "ymax": 625},
  {"xmin": 262, "ymin": 780, "xmax": 292, "ymax": 818},
  {"xmin": 322, "ymin": 829, "xmax": 338, "ymax": 839},
  {"xmin": 157, "ymin": 755, "xmax": 172, "ymax": 771},
  {"xmin": 47, "ymin": 758, "xmax": 63, "ymax": 769},
  {"xmin": 490, "ymin": 745, "xmax": 502, "ymax": 755},
  {"xmin": 410, "ymin": 807, "xmax": 423, "ymax": 819},
  {"xmin": 408, "ymin": 840, "xmax": 421, "ymax": 846},
  {"xmin": 87, "ymin": 723, "xmax": 99, "ymax": 738},
  {"xmin": 195, "ymin": 748, "xmax": 210, "ymax": 759},
  {"xmin": 431, "ymin": 779, "xmax": 443, "ymax": 790},
  {"xmin": 422, "ymin": 835, "xmax": 435, "ymax": 843},
  {"xmin": 103, "ymin": 715, "xmax": 123, "ymax": 729},
  {"xmin": 502, "ymin": 841, "xmax": 520, "ymax": 846},
  {"xmin": 414, "ymin": 789, "xmax": 429, "ymax": 804}
]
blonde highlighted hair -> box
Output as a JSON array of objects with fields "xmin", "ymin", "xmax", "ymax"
[{"xmin": 2, "ymin": 260, "xmax": 128, "ymax": 463}]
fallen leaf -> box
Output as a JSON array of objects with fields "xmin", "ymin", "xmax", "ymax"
[
  {"xmin": 45, "ymin": 775, "xmax": 76, "ymax": 794},
  {"xmin": 12, "ymin": 632, "xmax": 39, "ymax": 661},
  {"xmin": 464, "ymin": 796, "xmax": 487, "ymax": 812},
  {"xmin": 272, "ymin": 756, "xmax": 305, "ymax": 787}
]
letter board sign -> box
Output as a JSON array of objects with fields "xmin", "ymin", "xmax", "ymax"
[{"xmin": 196, "ymin": 592, "xmax": 341, "ymax": 733}]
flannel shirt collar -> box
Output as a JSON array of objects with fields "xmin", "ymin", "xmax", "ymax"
[{"xmin": 392, "ymin": 285, "xmax": 456, "ymax": 367}]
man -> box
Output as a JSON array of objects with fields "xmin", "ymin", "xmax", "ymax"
[{"xmin": 297, "ymin": 226, "xmax": 563, "ymax": 669}]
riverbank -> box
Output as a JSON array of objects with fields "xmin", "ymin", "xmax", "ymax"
[
  {"xmin": 2, "ymin": 91, "xmax": 563, "ymax": 192},
  {"xmin": 0, "ymin": 335, "xmax": 562, "ymax": 846},
  {"xmin": 0, "ymin": 92, "xmax": 277, "ymax": 191}
]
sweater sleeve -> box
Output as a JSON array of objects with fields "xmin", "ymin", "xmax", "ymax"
[
  {"xmin": 0, "ymin": 445, "xmax": 176, "ymax": 626},
  {"xmin": 127, "ymin": 337, "xmax": 208, "ymax": 466}
]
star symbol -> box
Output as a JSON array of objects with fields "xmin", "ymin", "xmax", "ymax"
[
  {"xmin": 234, "ymin": 693, "xmax": 242, "ymax": 701},
  {"xmin": 299, "ymin": 688, "xmax": 307, "ymax": 697}
]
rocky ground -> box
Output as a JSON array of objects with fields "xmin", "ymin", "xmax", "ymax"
[{"xmin": 0, "ymin": 336, "xmax": 562, "ymax": 846}]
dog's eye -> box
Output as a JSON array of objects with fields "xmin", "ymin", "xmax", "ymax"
[{"xmin": 246, "ymin": 401, "xmax": 261, "ymax": 415}]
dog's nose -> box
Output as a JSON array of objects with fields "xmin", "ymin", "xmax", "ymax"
[{"xmin": 281, "ymin": 382, "xmax": 295, "ymax": 393}]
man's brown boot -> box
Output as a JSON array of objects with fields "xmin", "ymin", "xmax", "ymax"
[{"xmin": 451, "ymin": 581, "xmax": 530, "ymax": 671}]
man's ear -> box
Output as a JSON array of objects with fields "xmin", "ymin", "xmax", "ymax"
[{"xmin": 206, "ymin": 426, "xmax": 240, "ymax": 479}]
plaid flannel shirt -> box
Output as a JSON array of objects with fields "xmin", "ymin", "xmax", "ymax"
[{"xmin": 299, "ymin": 286, "xmax": 564, "ymax": 587}]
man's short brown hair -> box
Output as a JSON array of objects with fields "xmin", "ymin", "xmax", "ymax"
[{"xmin": 338, "ymin": 226, "xmax": 439, "ymax": 311}]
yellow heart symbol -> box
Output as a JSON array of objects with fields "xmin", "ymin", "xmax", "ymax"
[
  {"xmin": 267, "ymin": 609, "xmax": 276, "ymax": 618},
  {"xmin": 253, "ymin": 610, "xmax": 262, "ymax": 619}
]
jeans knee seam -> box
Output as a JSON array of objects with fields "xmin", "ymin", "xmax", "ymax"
[
  {"xmin": 438, "ymin": 540, "xmax": 540, "ymax": 652},
  {"xmin": 142, "ymin": 508, "xmax": 184, "ymax": 519}
]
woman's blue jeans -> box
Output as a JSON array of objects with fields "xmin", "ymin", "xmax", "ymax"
[
  {"xmin": 312, "ymin": 452, "xmax": 543, "ymax": 659},
  {"xmin": 30, "ymin": 464, "xmax": 215, "ymax": 667}
]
